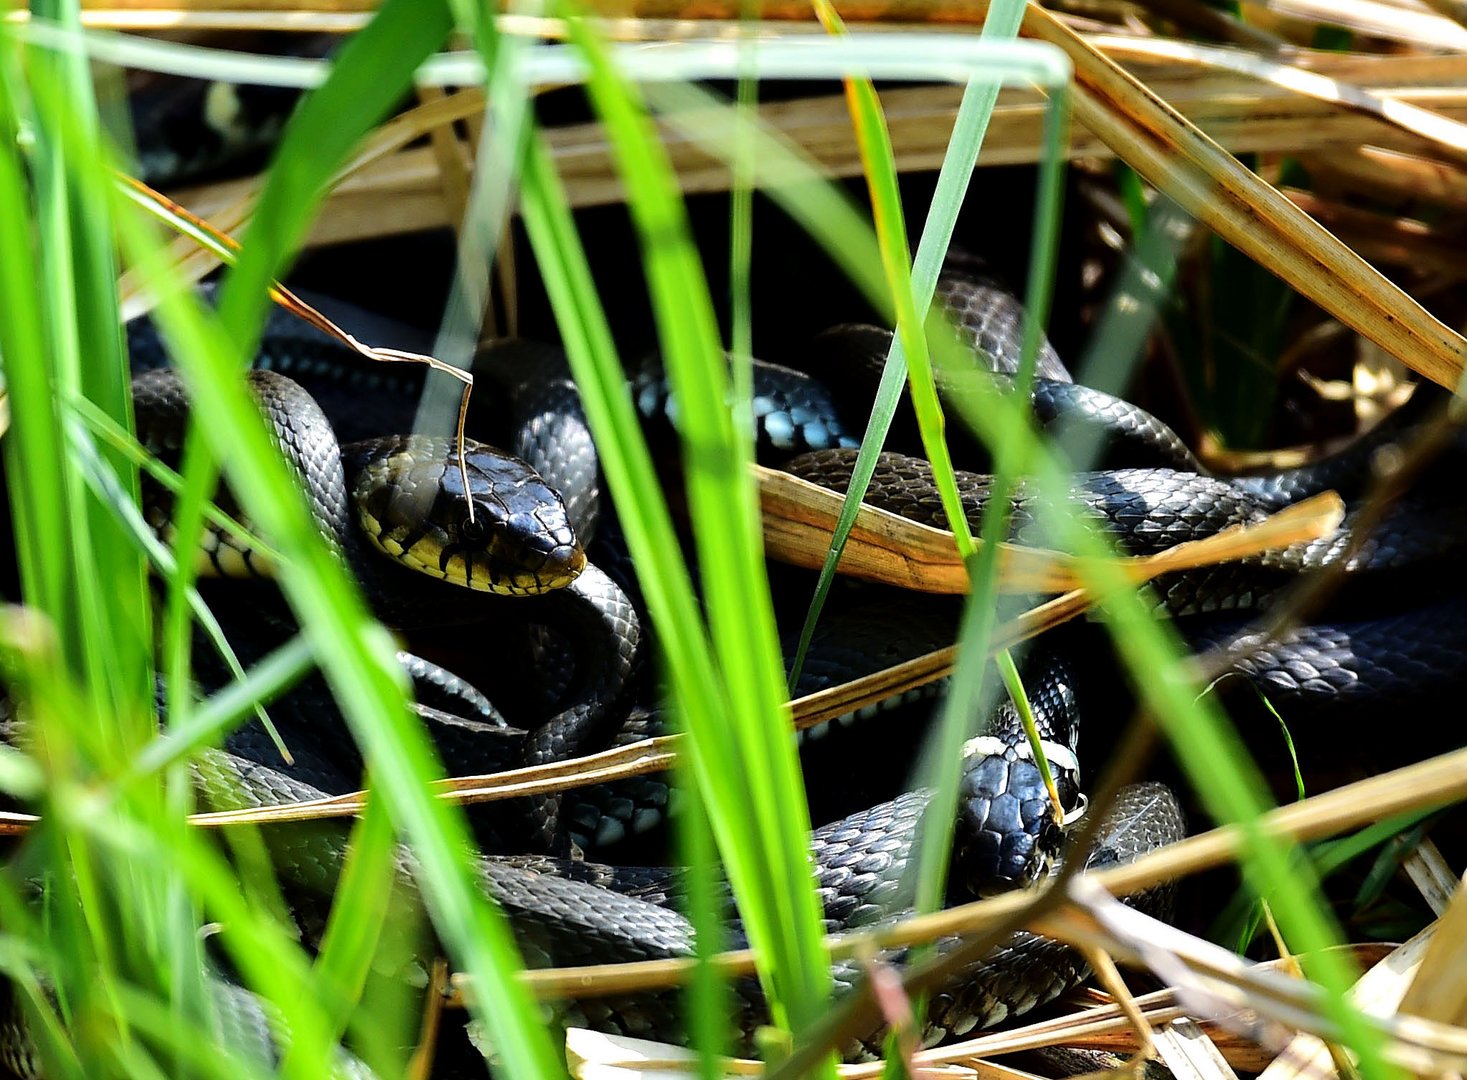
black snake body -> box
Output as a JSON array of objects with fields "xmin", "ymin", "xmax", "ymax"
[
  {"xmin": 104, "ymin": 297, "xmax": 1183, "ymax": 1065},
  {"xmin": 6, "ymin": 265, "xmax": 1462, "ymax": 1076},
  {"xmin": 784, "ymin": 264, "xmax": 1467, "ymax": 879},
  {"xmin": 177, "ymin": 736, "xmax": 1181, "ymax": 1058}
]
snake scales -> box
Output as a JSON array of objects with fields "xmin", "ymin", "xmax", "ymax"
[{"xmin": 4, "ymin": 257, "xmax": 1464, "ymax": 1075}]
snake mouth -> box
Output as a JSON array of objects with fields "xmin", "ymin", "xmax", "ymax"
[
  {"xmin": 358, "ymin": 504, "xmax": 586, "ymax": 595},
  {"xmin": 448, "ymin": 534, "xmax": 586, "ymax": 595}
]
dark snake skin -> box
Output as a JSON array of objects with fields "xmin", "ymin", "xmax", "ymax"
[
  {"xmin": 130, "ymin": 365, "xmax": 643, "ymax": 854},
  {"xmin": 11, "ymin": 264, "xmax": 1449, "ymax": 1075},
  {"xmin": 78, "ymin": 289, "xmax": 1190, "ymax": 1067},
  {"xmin": 1187, "ymin": 598, "xmax": 1467, "ymax": 715},
  {"xmin": 175, "ymin": 741, "xmax": 1183, "ymax": 1058}
]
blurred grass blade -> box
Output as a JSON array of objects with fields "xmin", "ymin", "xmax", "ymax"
[
  {"xmin": 1023, "ymin": 4, "xmax": 1466, "ymax": 390},
  {"xmin": 558, "ymin": 11, "xmax": 845, "ymax": 1041},
  {"xmin": 130, "ymin": 637, "xmax": 317, "ymax": 778},
  {"xmin": 2, "ymin": 5, "xmax": 172, "ymax": 1073},
  {"xmin": 64, "ymin": 411, "xmax": 293, "ymax": 762},
  {"xmin": 935, "ymin": 379, "xmax": 1401, "ymax": 1080},
  {"xmin": 912, "ymin": 56, "xmax": 1070, "ymax": 918},
  {"xmin": 293, "ymin": 787, "xmax": 411, "ymax": 1076},
  {"xmin": 66, "ymin": 393, "xmax": 279, "ymax": 565}
]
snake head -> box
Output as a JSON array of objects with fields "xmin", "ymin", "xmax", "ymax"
[
  {"xmin": 348, "ymin": 435, "xmax": 585, "ymax": 595},
  {"xmin": 952, "ymin": 729, "xmax": 1082, "ymax": 897}
]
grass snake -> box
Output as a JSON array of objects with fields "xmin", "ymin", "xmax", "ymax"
[{"xmin": 6, "ymin": 265, "xmax": 1461, "ymax": 1073}]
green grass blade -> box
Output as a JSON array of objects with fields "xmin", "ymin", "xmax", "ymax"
[
  {"xmin": 211, "ymin": 1, "xmax": 453, "ymax": 346},
  {"xmin": 152, "ymin": 0, "xmax": 454, "ymax": 781},
  {"xmin": 25, "ymin": 3, "xmax": 151, "ymax": 715},
  {"xmin": 521, "ymin": 123, "xmax": 832, "ymax": 1050},
  {"xmin": 66, "ymin": 417, "xmax": 294, "ymax": 764},
  {"xmin": 996, "ymin": 650, "xmax": 1061, "ymax": 809},
  {"xmin": 33, "ymin": 1, "xmax": 564, "ymax": 1071},
  {"xmin": 114, "ymin": 170, "xmax": 564, "ymax": 1080},
  {"xmin": 677, "ymin": 763, "xmax": 731, "ymax": 1075},
  {"xmin": 290, "ymin": 788, "xmax": 407, "ymax": 1076},
  {"xmin": 561, "ymin": 15, "xmax": 835, "ymax": 1039},
  {"xmin": 2, "ymin": 8, "xmax": 180, "ymax": 1074},
  {"xmin": 0, "ymin": 48, "xmax": 72, "ymax": 629},
  {"xmin": 907, "ymin": 87, "xmax": 1072, "ymax": 917},
  {"xmin": 784, "ymin": 0, "xmax": 1047, "ymax": 686},
  {"xmin": 129, "ymin": 636, "xmax": 316, "ymax": 778},
  {"xmin": 65, "ymin": 394, "xmax": 279, "ymax": 566}
]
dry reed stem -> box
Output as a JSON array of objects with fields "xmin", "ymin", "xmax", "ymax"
[
  {"xmin": 562, "ymin": 947, "xmax": 1398, "ymax": 1077},
  {"xmin": 487, "ymin": 874, "xmax": 1467, "ymax": 1077},
  {"xmin": 1280, "ymin": 191, "xmax": 1467, "ymax": 278},
  {"xmin": 1252, "ymin": 0, "xmax": 1467, "ymax": 50},
  {"xmin": 1077, "ymin": 944, "xmax": 1158, "ymax": 1069},
  {"xmin": 158, "ymin": 56, "xmax": 1467, "ymax": 248},
  {"xmin": 760, "ymin": 466, "xmax": 1342, "ymax": 593},
  {"xmin": 417, "ymin": 84, "xmax": 474, "ymax": 231},
  {"xmin": 406, "ymin": 958, "xmax": 451, "ymax": 1080},
  {"xmin": 1089, "ymin": 35, "xmax": 1467, "ymax": 162},
  {"xmin": 1420, "ymin": 0, "xmax": 1467, "ymax": 29},
  {"xmin": 1304, "ymin": 147, "xmax": 1467, "ymax": 213},
  {"xmin": 1150, "ymin": 1019, "xmax": 1240, "ymax": 1080},
  {"xmin": 1400, "ymin": 839, "xmax": 1457, "ymax": 918},
  {"xmin": 1399, "ymin": 882, "xmax": 1467, "ymax": 1028},
  {"xmin": 857, "ymin": 947, "xmax": 1392, "ymax": 1077},
  {"xmin": 119, "ymin": 87, "xmax": 487, "ymax": 311},
  {"xmin": 1256, "ymin": 928, "xmax": 1437, "ymax": 1080},
  {"xmin": 98, "ymin": 5, "xmax": 1467, "ymax": 394},
  {"xmin": 1017, "ymin": 5, "xmax": 1466, "ymax": 392}
]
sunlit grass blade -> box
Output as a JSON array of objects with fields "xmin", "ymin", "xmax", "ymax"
[
  {"xmin": 786, "ymin": 0, "xmax": 1038, "ymax": 687},
  {"xmin": 293, "ymin": 788, "xmax": 415, "ymax": 1077},
  {"xmin": 768, "ymin": 23, "xmax": 1076, "ymax": 917},
  {"xmin": 25, "ymin": 2, "xmax": 153, "ymax": 728},
  {"xmin": 66, "ymin": 393, "xmax": 280, "ymax": 565},
  {"xmin": 12, "ymin": 5, "xmax": 565, "ymax": 1077},
  {"xmin": 0, "ymin": 606, "xmax": 329, "ymax": 1078},
  {"xmin": 780, "ymin": 0, "xmax": 1074, "ymax": 923},
  {"xmin": 911, "ymin": 50, "xmax": 1072, "ymax": 921},
  {"xmin": 1, "ymin": 7, "xmax": 183, "ymax": 1074},
  {"xmin": 128, "ymin": 637, "xmax": 317, "ymax": 778},
  {"xmin": 114, "ymin": 86, "xmax": 561, "ymax": 1080},
  {"xmin": 139, "ymin": 0, "xmax": 457, "ymax": 808},
  {"xmin": 64, "ymin": 411, "xmax": 294, "ymax": 763},
  {"xmin": 521, "ymin": 124, "xmax": 831, "ymax": 1060},
  {"xmin": 554, "ymin": 12, "xmax": 836, "ymax": 1044},
  {"xmin": 515, "ymin": 31, "xmax": 1087, "ymax": 1063},
  {"xmin": 694, "ymin": 23, "xmax": 760, "ymax": 1076}
]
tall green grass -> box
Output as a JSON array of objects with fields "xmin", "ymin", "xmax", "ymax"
[
  {"xmin": 0, "ymin": 7, "xmax": 1410, "ymax": 1080},
  {"xmin": 4, "ymin": 3, "xmax": 560, "ymax": 1077}
]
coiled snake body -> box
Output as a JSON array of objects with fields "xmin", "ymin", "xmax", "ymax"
[{"xmin": 6, "ymin": 265, "xmax": 1461, "ymax": 1074}]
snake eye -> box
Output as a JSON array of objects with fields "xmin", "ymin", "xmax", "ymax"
[{"xmin": 459, "ymin": 510, "xmax": 488, "ymax": 546}]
